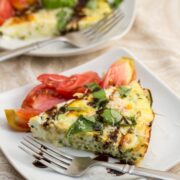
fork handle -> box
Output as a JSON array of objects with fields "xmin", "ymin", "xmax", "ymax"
[
  {"xmin": 0, "ymin": 37, "xmax": 68, "ymax": 62},
  {"xmin": 95, "ymin": 162, "xmax": 180, "ymax": 180}
]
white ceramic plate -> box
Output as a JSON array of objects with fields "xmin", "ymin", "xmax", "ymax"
[
  {"xmin": 0, "ymin": 0, "xmax": 136, "ymax": 57},
  {"xmin": 0, "ymin": 48, "xmax": 180, "ymax": 180}
]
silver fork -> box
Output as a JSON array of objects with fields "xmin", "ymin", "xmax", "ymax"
[
  {"xmin": 0, "ymin": 8, "xmax": 124, "ymax": 62},
  {"xmin": 19, "ymin": 136, "xmax": 180, "ymax": 180}
]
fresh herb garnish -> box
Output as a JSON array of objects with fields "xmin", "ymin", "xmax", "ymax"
[
  {"xmin": 110, "ymin": 0, "xmax": 123, "ymax": 8},
  {"xmin": 101, "ymin": 109, "xmax": 122, "ymax": 126},
  {"xmin": 93, "ymin": 89, "xmax": 108, "ymax": 108},
  {"xmin": 93, "ymin": 89, "xmax": 106, "ymax": 100},
  {"xmin": 66, "ymin": 116, "xmax": 94, "ymax": 138},
  {"xmin": 126, "ymin": 116, "xmax": 136, "ymax": 126},
  {"xmin": 84, "ymin": 115, "xmax": 97, "ymax": 123},
  {"xmin": 66, "ymin": 106, "xmax": 87, "ymax": 111},
  {"xmin": 86, "ymin": 82, "xmax": 101, "ymax": 92},
  {"xmin": 57, "ymin": 9, "xmax": 73, "ymax": 31},
  {"xmin": 120, "ymin": 116, "xmax": 136, "ymax": 126},
  {"xmin": 66, "ymin": 115, "xmax": 102, "ymax": 138},
  {"xmin": 119, "ymin": 86, "xmax": 131, "ymax": 98},
  {"xmin": 42, "ymin": 0, "xmax": 77, "ymax": 9},
  {"xmin": 86, "ymin": 82, "xmax": 108, "ymax": 108},
  {"xmin": 100, "ymin": 108, "xmax": 136, "ymax": 127}
]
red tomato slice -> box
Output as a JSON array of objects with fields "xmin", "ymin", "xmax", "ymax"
[
  {"xmin": 22, "ymin": 84, "xmax": 65, "ymax": 111},
  {"xmin": 5, "ymin": 84, "xmax": 64, "ymax": 132},
  {"xmin": 0, "ymin": 0, "xmax": 14, "ymax": 25},
  {"xmin": 32, "ymin": 94, "xmax": 64, "ymax": 112},
  {"xmin": 101, "ymin": 57, "xmax": 136, "ymax": 88},
  {"xmin": 38, "ymin": 72, "xmax": 101, "ymax": 99},
  {"xmin": 60, "ymin": 72, "xmax": 101, "ymax": 91},
  {"xmin": 37, "ymin": 74, "xmax": 68, "ymax": 88}
]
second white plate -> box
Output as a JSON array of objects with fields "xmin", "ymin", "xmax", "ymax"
[{"xmin": 0, "ymin": 0, "xmax": 136, "ymax": 57}]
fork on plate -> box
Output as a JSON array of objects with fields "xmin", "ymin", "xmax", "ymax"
[
  {"xmin": 0, "ymin": 8, "xmax": 124, "ymax": 62},
  {"xmin": 19, "ymin": 136, "xmax": 180, "ymax": 180}
]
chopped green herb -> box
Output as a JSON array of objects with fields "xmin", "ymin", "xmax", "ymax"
[
  {"xmin": 66, "ymin": 106, "xmax": 87, "ymax": 111},
  {"xmin": 110, "ymin": 0, "xmax": 123, "ymax": 8},
  {"xmin": 66, "ymin": 115, "xmax": 103, "ymax": 139},
  {"xmin": 66, "ymin": 116, "xmax": 94, "ymax": 138},
  {"xmin": 86, "ymin": 83, "xmax": 108, "ymax": 108},
  {"xmin": 84, "ymin": 115, "xmax": 97, "ymax": 123},
  {"xmin": 57, "ymin": 9, "xmax": 73, "ymax": 31},
  {"xmin": 126, "ymin": 116, "xmax": 137, "ymax": 126},
  {"xmin": 119, "ymin": 86, "xmax": 131, "ymax": 98},
  {"xmin": 92, "ymin": 89, "xmax": 108, "ymax": 108},
  {"xmin": 93, "ymin": 89, "xmax": 106, "ymax": 100},
  {"xmin": 42, "ymin": 0, "xmax": 77, "ymax": 9},
  {"xmin": 86, "ymin": 82, "xmax": 101, "ymax": 92},
  {"xmin": 120, "ymin": 116, "xmax": 136, "ymax": 126},
  {"xmin": 101, "ymin": 109, "xmax": 122, "ymax": 126}
]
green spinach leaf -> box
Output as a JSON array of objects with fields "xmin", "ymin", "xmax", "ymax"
[
  {"xmin": 110, "ymin": 0, "xmax": 123, "ymax": 8},
  {"xmin": 119, "ymin": 86, "xmax": 131, "ymax": 98},
  {"xmin": 42, "ymin": 0, "xmax": 77, "ymax": 9},
  {"xmin": 57, "ymin": 9, "xmax": 73, "ymax": 31},
  {"xmin": 101, "ymin": 109, "xmax": 122, "ymax": 126},
  {"xmin": 86, "ymin": 82, "xmax": 101, "ymax": 92},
  {"xmin": 66, "ymin": 116, "xmax": 94, "ymax": 138}
]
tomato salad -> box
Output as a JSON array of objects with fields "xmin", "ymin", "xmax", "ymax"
[{"xmin": 5, "ymin": 58, "xmax": 135, "ymax": 132}]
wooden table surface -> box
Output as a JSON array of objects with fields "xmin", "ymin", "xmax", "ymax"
[{"xmin": 0, "ymin": 0, "xmax": 180, "ymax": 179}]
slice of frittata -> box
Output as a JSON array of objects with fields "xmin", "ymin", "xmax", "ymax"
[
  {"xmin": 29, "ymin": 81, "xmax": 154, "ymax": 165},
  {"xmin": 0, "ymin": 0, "xmax": 113, "ymax": 39}
]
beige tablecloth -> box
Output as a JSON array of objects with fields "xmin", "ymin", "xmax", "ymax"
[{"xmin": 0, "ymin": 0, "xmax": 180, "ymax": 179}]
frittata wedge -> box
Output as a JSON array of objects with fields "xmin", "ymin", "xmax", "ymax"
[
  {"xmin": 30, "ymin": 81, "xmax": 154, "ymax": 165},
  {"xmin": 0, "ymin": 0, "xmax": 113, "ymax": 39}
]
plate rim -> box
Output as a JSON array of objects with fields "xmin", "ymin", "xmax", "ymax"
[
  {"xmin": 0, "ymin": 47, "xmax": 180, "ymax": 180},
  {"xmin": 0, "ymin": 47, "xmax": 179, "ymax": 100},
  {"xmin": 0, "ymin": 0, "xmax": 137, "ymax": 57}
]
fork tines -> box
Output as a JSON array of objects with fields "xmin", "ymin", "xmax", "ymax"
[
  {"xmin": 82, "ymin": 8, "xmax": 124, "ymax": 41},
  {"xmin": 19, "ymin": 136, "xmax": 73, "ymax": 174}
]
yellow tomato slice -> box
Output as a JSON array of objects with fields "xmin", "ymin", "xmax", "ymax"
[
  {"xmin": 5, "ymin": 108, "xmax": 40, "ymax": 132},
  {"xmin": 102, "ymin": 57, "xmax": 136, "ymax": 88}
]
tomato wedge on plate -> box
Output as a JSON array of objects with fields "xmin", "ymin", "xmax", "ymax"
[
  {"xmin": 102, "ymin": 57, "xmax": 136, "ymax": 88},
  {"xmin": 5, "ymin": 108, "xmax": 40, "ymax": 132},
  {"xmin": 0, "ymin": 0, "xmax": 14, "ymax": 25},
  {"xmin": 56, "ymin": 72, "xmax": 101, "ymax": 98},
  {"xmin": 37, "ymin": 74, "xmax": 68, "ymax": 89},
  {"xmin": 22, "ymin": 84, "xmax": 65, "ymax": 112},
  {"xmin": 38, "ymin": 72, "xmax": 101, "ymax": 99},
  {"xmin": 5, "ymin": 71, "xmax": 100, "ymax": 132},
  {"xmin": 5, "ymin": 84, "xmax": 65, "ymax": 132}
]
